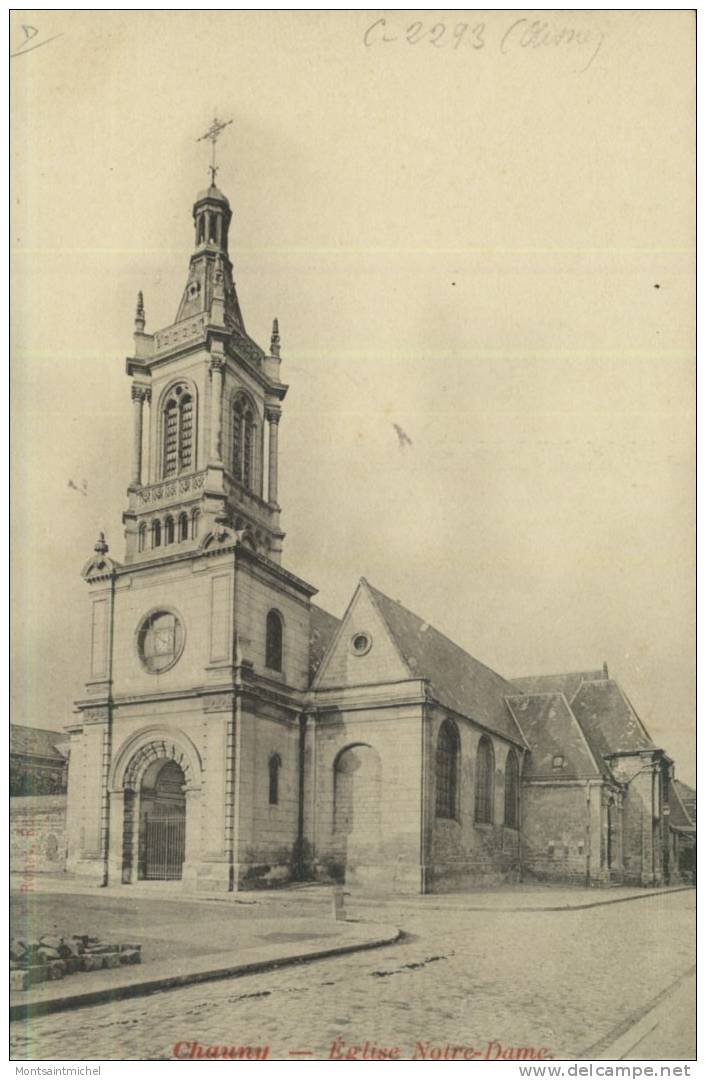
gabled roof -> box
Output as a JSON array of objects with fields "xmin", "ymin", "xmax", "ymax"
[
  {"xmin": 506, "ymin": 693, "xmax": 607, "ymax": 780},
  {"xmin": 11, "ymin": 724, "xmax": 69, "ymax": 762},
  {"xmin": 309, "ymin": 604, "xmax": 342, "ymax": 684},
  {"xmin": 364, "ymin": 580, "xmax": 526, "ymax": 746},
  {"xmin": 511, "ymin": 669, "xmax": 605, "ymax": 702},
  {"xmin": 569, "ymin": 679, "xmax": 654, "ymax": 759}
]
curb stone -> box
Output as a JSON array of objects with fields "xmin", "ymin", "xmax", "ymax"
[{"xmin": 10, "ymin": 926, "xmax": 403, "ymax": 1022}]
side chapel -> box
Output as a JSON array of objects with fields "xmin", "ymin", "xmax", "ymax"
[{"xmin": 66, "ymin": 159, "xmax": 690, "ymax": 894}]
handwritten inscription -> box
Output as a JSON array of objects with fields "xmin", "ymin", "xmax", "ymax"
[
  {"xmin": 363, "ymin": 17, "xmax": 605, "ymax": 72},
  {"xmin": 11, "ymin": 23, "xmax": 64, "ymax": 59}
]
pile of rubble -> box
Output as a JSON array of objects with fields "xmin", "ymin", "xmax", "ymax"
[{"xmin": 10, "ymin": 935, "xmax": 141, "ymax": 991}]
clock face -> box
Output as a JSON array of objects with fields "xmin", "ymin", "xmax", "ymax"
[{"xmin": 137, "ymin": 610, "xmax": 184, "ymax": 673}]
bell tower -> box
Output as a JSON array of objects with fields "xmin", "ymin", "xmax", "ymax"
[
  {"xmin": 71, "ymin": 123, "xmax": 319, "ymax": 894},
  {"xmin": 122, "ymin": 126, "xmax": 287, "ymax": 564}
]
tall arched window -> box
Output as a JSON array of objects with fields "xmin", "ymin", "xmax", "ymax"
[
  {"xmin": 504, "ymin": 749, "xmax": 520, "ymax": 829},
  {"xmin": 138, "ymin": 523, "xmax": 146, "ymax": 552},
  {"xmin": 162, "ymin": 384, "xmax": 194, "ymax": 478},
  {"xmin": 164, "ymin": 516, "xmax": 174, "ymax": 545},
  {"xmin": 178, "ymin": 512, "xmax": 189, "ymax": 541},
  {"xmin": 232, "ymin": 394, "xmax": 256, "ymax": 490},
  {"xmin": 268, "ymin": 753, "xmax": 282, "ymax": 805},
  {"xmin": 474, "ymin": 736, "xmax": 495, "ymax": 824},
  {"xmin": 435, "ymin": 719, "xmax": 460, "ymax": 820},
  {"xmin": 152, "ymin": 520, "xmax": 161, "ymax": 549},
  {"xmin": 266, "ymin": 610, "xmax": 283, "ymax": 671},
  {"xmin": 190, "ymin": 509, "xmax": 200, "ymax": 539}
]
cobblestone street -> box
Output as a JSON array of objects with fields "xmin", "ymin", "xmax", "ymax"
[{"xmin": 11, "ymin": 890, "xmax": 694, "ymax": 1062}]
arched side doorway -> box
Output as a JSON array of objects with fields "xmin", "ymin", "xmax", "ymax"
[{"xmin": 138, "ymin": 759, "xmax": 186, "ymax": 880}]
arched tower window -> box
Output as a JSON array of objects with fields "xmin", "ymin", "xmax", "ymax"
[
  {"xmin": 504, "ymin": 749, "xmax": 520, "ymax": 829},
  {"xmin": 475, "ymin": 736, "xmax": 495, "ymax": 824},
  {"xmin": 435, "ymin": 719, "xmax": 460, "ymax": 820},
  {"xmin": 178, "ymin": 512, "xmax": 189, "ymax": 542},
  {"xmin": 268, "ymin": 753, "xmax": 282, "ymax": 805},
  {"xmin": 152, "ymin": 520, "xmax": 161, "ymax": 549},
  {"xmin": 266, "ymin": 610, "xmax": 283, "ymax": 671},
  {"xmin": 138, "ymin": 523, "xmax": 146, "ymax": 553},
  {"xmin": 164, "ymin": 516, "xmax": 174, "ymax": 545},
  {"xmin": 190, "ymin": 509, "xmax": 200, "ymax": 539},
  {"xmin": 231, "ymin": 393, "xmax": 257, "ymax": 491},
  {"xmin": 162, "ymin": 384, "xmax": 194, "ymax": 478}
]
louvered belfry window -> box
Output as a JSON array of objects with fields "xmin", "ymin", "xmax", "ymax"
[
  {"xmin": 232, "ymin": 402, "xmax": 243, "ymax": 481},
  {"xmin": 162, "ymin": 385, "xmax": 194, "ymax": 478},
  {"xmin": 232, "ymin": 393, "xmax": 256, "ymax": 491},
  {"xmin": 243, "ymin": 417, "xmax": 253, "ymax": 487},
  {"xmin": 179, "ymin": 393, "xmax": 193, "ymax": 471}
]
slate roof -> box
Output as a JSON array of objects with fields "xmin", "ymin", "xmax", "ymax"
[
  {"xmin": 511, "ymin": 669, "xmax": 605, "ymax": 701},
  {"xmin": 671, "ymin": 780, "xmax": 696, "ymax": 827},
  {"xmin": 569, "ymin": 679, "xmax": 654, "ymax": 759},
  {"xmin": 505, "ymin": 693, "xmax": 607, "ymax": 780},
  {"xmin": 364, "ymin": 580, "xmax": 526, "ymax": 747},
  {"xmin": 10, "ymin": 724, "xmax": 69, "ymax": 762},
  {"xmin": 309, "ymin": 604, "xmax": 342, "ymax": 684}
]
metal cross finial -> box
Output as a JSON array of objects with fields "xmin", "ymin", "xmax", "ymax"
[{"xmin": 197, "ymin": 116, "xmax": 233, "ymax": 185}]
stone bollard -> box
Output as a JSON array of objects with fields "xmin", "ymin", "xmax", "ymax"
[{"xmin": 332, "ymin": 883, "xmax": 346, "ymax": 921}]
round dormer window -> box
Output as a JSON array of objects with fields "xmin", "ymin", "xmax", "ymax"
[{"xmin": 350, "ymin": 632, "xmax": 372, "ymax": 656}]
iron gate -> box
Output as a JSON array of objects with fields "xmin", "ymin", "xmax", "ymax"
[{"xmin": 141, "ymin": 814, "xmax": 185, "ymax": 880}]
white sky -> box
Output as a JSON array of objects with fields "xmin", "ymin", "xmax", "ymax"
[{"xmin": 11, "ymin": 11, "xmax": 695, "ymax": 783}]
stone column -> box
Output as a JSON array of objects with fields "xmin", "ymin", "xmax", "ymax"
[
  {"xmin": 266, "ymin": 407, "xmax": 281, "ymax": 506},
  {"xmin": 130, "ymin": 386, "xmax": 149, "ymax": 488},
  {"xmin": 210, "ymin": 357, "xmax": 224, "ymax": 462}
]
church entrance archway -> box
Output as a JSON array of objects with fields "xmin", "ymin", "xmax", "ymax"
[{"xmin": 137, "ymin": 759, "xmax": 186, "ymax": 881}]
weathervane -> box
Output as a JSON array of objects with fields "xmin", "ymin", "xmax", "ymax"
[{"xmin": 197, "ymin": 115, "xmax": 233, "ymax": 185}]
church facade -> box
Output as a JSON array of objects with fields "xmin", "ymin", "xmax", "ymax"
[{"xmin": 66, "ymin": 173, "xmax": 690, "ymax": 895}]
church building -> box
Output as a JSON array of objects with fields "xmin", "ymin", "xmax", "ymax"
[{"xmin": 66, "ymin": 162, "xmax": 690, "ymax": 895}]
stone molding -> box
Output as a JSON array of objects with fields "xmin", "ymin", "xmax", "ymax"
[
  {"xmin": 137, "ymin": 470, "xmax": 206, "ymax": 506},
  {"xmin": 203, "ymin": 694, "xmax": 234, "ymax": 714},
  {"xmin": 109, "ymin": 725, "xmax": 202, "ymax": 792}
]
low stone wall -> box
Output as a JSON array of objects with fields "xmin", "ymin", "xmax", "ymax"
[{"xmin": 11, "ymin": 795, "xmax": 67, "ymax": 875}]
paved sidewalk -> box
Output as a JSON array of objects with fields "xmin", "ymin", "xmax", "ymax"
[
  {"xmin": 12, "ymin": 873, "xmax": 693, "ymax": 912},
  {"xmin": 11, "ymin": 883, "xmax": 400, "ymax": 1021}
]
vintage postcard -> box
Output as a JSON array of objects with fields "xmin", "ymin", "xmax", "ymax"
[{"xmin": 10, "ymin": 9, "xmax": 695, "ymax": 1068}]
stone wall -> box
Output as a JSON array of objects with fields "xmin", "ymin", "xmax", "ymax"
[
  {"xmin": 425, "ymin": 706, "xmax": 521, "ymax": 891},
  {"xmin": 521, "ymin": 782, "xmax": 611, "ymax": 885},
  {"xmin": 11, "ymin": 795, "xmax": 67, "ymax": 876},
  {"xmin": 309, "ymin": 702, "xmax": 424, "ymax": 894}
]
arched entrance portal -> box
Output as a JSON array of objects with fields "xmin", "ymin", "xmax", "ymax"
[{"xmin": 138, "ymin": 759, "xmax": 186, "ymax": 880}]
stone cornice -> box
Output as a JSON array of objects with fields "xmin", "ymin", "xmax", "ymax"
[
  {"xmin": 236, "ymin": 544, "xmax": 317, "ymax": 598},
  {"xmin": 78, "ymin": 681, "xmax": 306, "ymax": 714}
]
